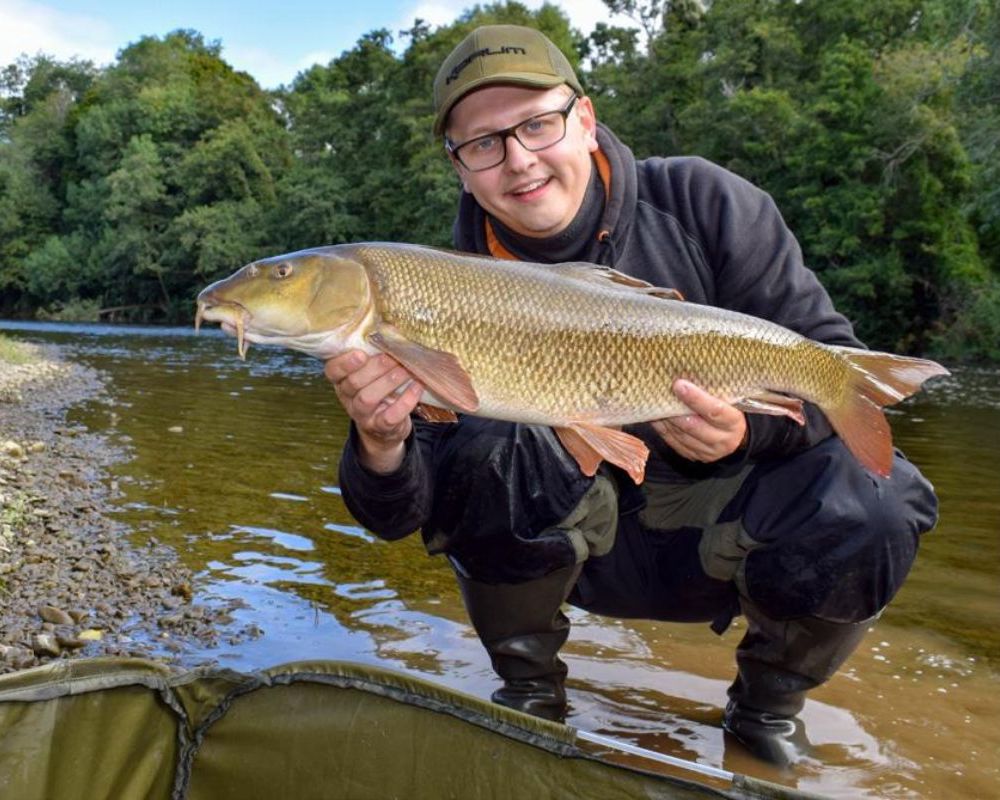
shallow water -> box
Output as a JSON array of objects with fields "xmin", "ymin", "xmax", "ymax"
[{"xmin": 3, "ymin": 320, "xmax": 998, "ymax": 798}]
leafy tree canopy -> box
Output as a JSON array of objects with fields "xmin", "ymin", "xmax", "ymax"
[{"xmin": 0, "ymin": 1, "xmax": 996, "ymax": 359}]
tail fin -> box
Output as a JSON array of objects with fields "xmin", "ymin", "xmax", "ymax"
[{"xmin": 823, "ymin": 347, "xmax": 949, "ymax": 477}]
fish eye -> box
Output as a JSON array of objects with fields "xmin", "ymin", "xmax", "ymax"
[{"xmin": 273, "ymin": 263, "xmax": 294, "ymax": 279}]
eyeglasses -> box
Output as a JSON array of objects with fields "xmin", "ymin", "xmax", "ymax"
[{"xmin": 445, "ymin": 95, "xmax": 579, "ymax": 172}]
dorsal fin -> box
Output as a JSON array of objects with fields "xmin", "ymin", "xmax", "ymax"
[{"xmin": 548, "ymin": 263, "xmax": 684, "ymax": 301}]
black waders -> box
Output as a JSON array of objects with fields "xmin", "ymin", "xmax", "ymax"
[{"xmin": 456, "ymin": 563, "xmax": 583, "ymax": 721}]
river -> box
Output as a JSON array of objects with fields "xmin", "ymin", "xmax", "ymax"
[{"xmin": 2, "ymin": 320, "xmax": 998, "ymax": 798}]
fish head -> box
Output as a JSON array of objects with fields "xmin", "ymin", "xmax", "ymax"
[{"xmin": 195, "ymin": 248, "xmax": 373, "ymax": 359}]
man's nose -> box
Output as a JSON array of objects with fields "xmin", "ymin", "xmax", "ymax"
[{"xmin": 503, "ymin": 133, "xmax": 536, "ymax": 171}]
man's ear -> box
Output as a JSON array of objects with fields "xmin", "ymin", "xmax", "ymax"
[
  {"xmin": 576, "ymin": 95, "xmax": 599, "ymax": 153},
  {"xmin": 447, "ymin": 152, "xmax": 471, "ymax": 192}
]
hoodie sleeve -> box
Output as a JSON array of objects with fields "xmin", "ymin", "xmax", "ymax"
[
  {"xmin": 660, "ymin": 157, "xmax": 864, "ymax": 461},
  {"xmin": 337, "ymin": 421, "xmax": 438, "ymax": 541}
]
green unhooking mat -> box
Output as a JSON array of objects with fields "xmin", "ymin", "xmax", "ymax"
[{"xmin": 0, "ymin": 658, "xmax": 824, "ymax": 800}]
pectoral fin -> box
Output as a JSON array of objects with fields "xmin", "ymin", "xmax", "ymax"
[
  {"xmin": 415, "ymin": 404, "xmax": 459, "ymax": 423},
  {"xmin": 555, "ymin": 422, "xmax": 649, "ymax": 485},
  {"xmin": 369, "ymin": 325, "xmax": 479, "ymax": 414},
  {"xmin": 735, "ymin": 392, "xmax": 806, "ymax": 425},
  {"xmin": 549, "ymin": 263, "xmax": 684, "ymax": 301}
]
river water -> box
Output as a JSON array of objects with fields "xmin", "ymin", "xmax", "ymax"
[{"xmin": 2, "ymin": 320, "xmax": 998, "ymax": 798}]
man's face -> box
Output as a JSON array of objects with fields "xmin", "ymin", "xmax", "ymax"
[{"xmin": 445, "ymin": 84, "xmax": 599, "ymax": 239}]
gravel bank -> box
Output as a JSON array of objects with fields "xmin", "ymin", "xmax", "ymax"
[{"xmin": 0, "ymin": 338, "xmax": 255, "ymax": 673}]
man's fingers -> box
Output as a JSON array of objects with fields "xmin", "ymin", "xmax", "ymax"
[
  {"xmin": 653, "ymin": 415, "xmax": 735, "ymax": 462},
  {"xmin": 673, "ymin": 379, "xmax": 732, "ymax": 428},
  {"xmin": 354, "ymin": 366, "xmax": 413, "ymax": 414},
  {"xmin": 379, "ymin": 381, "xmax": 424, "ymax": 427},
  {"xmin": 334, "ymin": 353, "xmax": 403, "ymax": 399},
  {"xmin": 324, "ymin": 350, "xmax": 367, "ymax": 383}
]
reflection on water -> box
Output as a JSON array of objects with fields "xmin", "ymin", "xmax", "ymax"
[{"xmin": 3, "ymin": 320, "xmax": 998, "ymax": 799}]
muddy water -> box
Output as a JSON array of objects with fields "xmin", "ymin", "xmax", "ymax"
[{"xmin": 3, "ymin": 320, "xmax": 998, "ymax": 798}]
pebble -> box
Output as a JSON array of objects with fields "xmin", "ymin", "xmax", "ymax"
[
  {"xmin": 30, "ymin": 633, "xmax": 61, "ymax": 658},
  {"xmin": 2, "ymin": 441, "xmax": 24, "ymax": 458},
  {"xmin": 55, "ymin": 634, "xmax": 86, "ymax": 651},
  {"xmin": 38, "ymin": 605, "xmax": 74, "ymax": 626}
]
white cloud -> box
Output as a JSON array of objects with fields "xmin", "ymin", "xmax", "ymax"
[
  {"xmin": 220, "ymin": 41, "xmax": 330, "ymax": 89},
  {"xmin": 398, "ymin": 1, "xmax": 463, "ymax": 31},
  {"xmin": 396, "ymin": 0, "xmax": 636, "ymax": 42},
  {"xmin": 0, "ymin": 0, "xmax": 117, "ymax": 66}
]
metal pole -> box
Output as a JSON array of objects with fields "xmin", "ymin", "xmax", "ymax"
[{"xmin": 575, "ymin": 728, "xmax": 735, "ymax": 782}]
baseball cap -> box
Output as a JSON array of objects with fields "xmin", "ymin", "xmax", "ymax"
[{"xmin": 433, "ymin": 24, "xmax": 583, "ymax": 136}]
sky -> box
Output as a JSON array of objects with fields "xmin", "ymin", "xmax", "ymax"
[{"xmin": 0, "ymin": 0, "xmax": 635, "ymax": 89}]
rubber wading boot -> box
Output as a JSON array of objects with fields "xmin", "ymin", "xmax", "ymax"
[
  {"xmin": 456, "ymin": 563, "xmax": 582, "ymax": 722},
  {"xmin": 723, "ymin": 600, "xmax": 873, "ymax": 767}
]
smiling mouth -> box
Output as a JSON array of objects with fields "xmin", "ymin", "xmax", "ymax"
[{"xmin": 510, "ymin": 178, "xmax": 550, "ymax": 196}]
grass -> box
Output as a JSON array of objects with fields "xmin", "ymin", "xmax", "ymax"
[
  {"xmin": 0, "ymin": 491, "xmax": 29, "ymax": 582},
  {"xmin": 0, "ymin": 333, "xmax": 36, "ymax": 365},
  {"xmin": 0, "ymin": 490, "xmax": 30, "ymax": 529}
]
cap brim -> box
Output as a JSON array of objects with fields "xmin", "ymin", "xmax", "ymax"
[{"xmin": 434, "ymin": 73, "xmax": 569, "ymax": 136}]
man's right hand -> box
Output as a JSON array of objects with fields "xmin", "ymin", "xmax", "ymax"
[{"xmin": 324, "ymin": 350, "xmax": 424, "ymax": 474}]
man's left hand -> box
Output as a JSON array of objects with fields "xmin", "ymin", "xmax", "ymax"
[{"xmin": 650, "ymin": 379, "xmax": 748, "ymax": 462}]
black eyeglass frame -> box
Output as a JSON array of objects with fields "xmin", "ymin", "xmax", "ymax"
[{"xmin": 444, "ymin": 94, "xmax": 580, "ymax": 172}]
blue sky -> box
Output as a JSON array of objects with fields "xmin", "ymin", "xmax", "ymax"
[{"xmin": 0, "ymin": 0, "xmax": 633, "ymax": 89}]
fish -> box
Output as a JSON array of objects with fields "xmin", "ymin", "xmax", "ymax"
[{"xmin": 195, "ymin": 242, "xmax": 949, "ymax": 483}]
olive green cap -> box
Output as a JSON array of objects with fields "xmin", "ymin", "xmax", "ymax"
[{"xmin": 433, "ymin": 24, "xmax": 583, "ymax": 137}]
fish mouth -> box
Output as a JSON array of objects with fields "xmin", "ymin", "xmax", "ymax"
[{"xmin": 195, "ymin": 298, "xmax": 252, "ymax": 360}]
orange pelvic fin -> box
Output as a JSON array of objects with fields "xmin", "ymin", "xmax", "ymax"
[
  {"xmin": 369, "ymin": 325, "xmax": 480, "ymax": 414},
  {"xmin": 825, "ymin": 348, "xmax": 949, "ymax": 477},
  {"xmin": 415, "ymin": 403, "xmax": 459, "ymax": 423},
  {"xmin": 555, "ymin": 422, "xmax": 649, "ymax": 485}
]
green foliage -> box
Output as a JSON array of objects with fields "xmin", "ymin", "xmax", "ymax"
[
  {"xmin": 35, "ymin": 297, "xmax": 103, "ymax": 323},
  {"xmin": 930, "ymin": 276, "xmax": 1000, "ymax": 362},
  {"xmin": 0, "ymin": 333, "xmax": 36, "ymax": 365},
  {"xmin": 0, "ymin": 30, "xmax": 290, "ymax": 322},
  {"xmin": 0, "ymin": 0, "xmax": 996, "ymax": 360}
]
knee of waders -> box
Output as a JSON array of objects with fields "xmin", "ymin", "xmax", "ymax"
[
  {"xmin": 446, "ymin": 474, "xmax": 620, "ymax": 585},
  {"xmin": 432, "ymin": 420, "xmax": 594, "ymax": 540},
  {"xmin": 717, "ymin": 439, "xmax": 938, "ymax": 623}
]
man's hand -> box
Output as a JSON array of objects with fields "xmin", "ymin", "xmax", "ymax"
[
  {"xmin": 650, "ymin": 379, "xmax": 748, "ymax": 462},
  {"xmin": 324, "ymin": 350, "xmax": 424, "ymax": 474}
]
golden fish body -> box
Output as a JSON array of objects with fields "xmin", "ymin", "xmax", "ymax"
[
  {"xmin": 352, "ymin": 244, "xmax": 826, "ymax": 424},
  {"xmin": 196, "ymin": 242, "xmax": 948, "ymax": 482}
]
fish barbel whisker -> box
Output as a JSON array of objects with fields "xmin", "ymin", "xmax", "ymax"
[{"xmin": 236, "ymin": 312, "xmax": 248, "ymax": 360}]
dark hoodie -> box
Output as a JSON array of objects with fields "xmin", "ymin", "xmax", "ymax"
[{"xmin": 338, "ymin": 123, "xmax": 862, "ymax": 561}]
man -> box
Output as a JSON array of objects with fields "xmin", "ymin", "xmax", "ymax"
[{"xmin": 325, "ymin": 24, "xmax": 939, "ymax": 767}]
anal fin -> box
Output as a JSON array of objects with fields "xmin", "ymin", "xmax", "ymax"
[
  {"xmin": 555, "ymin": 422, "xmax": 649, "ymax": 485},
  {"xmin": 735, "ymin": 391, "xmax": 806, "ymax": 425}
]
